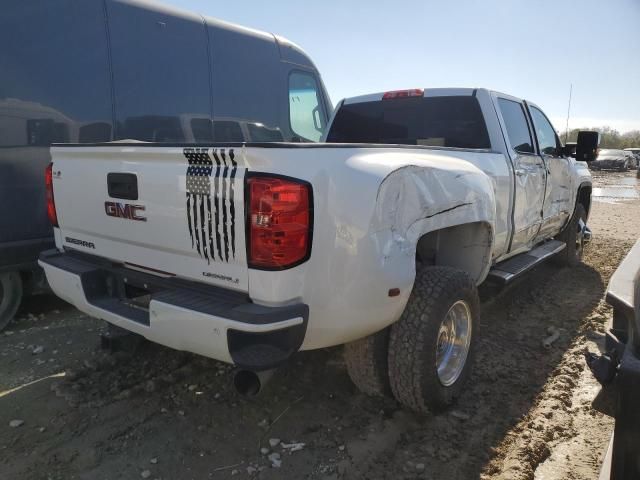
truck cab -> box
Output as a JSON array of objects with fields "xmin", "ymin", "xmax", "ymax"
[{"xmin": 326, "ymin": 88, "xmax": 593, "ymax": 263}]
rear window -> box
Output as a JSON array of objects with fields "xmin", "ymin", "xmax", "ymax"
[{"xmin": 326, "ymin": 96, "xmax": 490, "ymax": 149}]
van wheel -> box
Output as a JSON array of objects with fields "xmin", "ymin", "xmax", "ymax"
[
  {"xmin": 553, "ymin": 203, "xmax": 587, "ymax": 267},
  {"xmin": 388, "ymin": 266, "xmax": 479, "ymax": 413},
  {"xmin": 344, "ymin": 328, "xmax": 390, "ymax": 396},
  {"xmin": 0, "ymin": 272, "xmax": 23, "ymax": 331}
]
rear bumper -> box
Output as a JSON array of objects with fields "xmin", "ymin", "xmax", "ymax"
[
  {"xmin": 599, "ymin": 311, "xmax": 640, "ymax": 480},
  {"xmin": 610, "ymin": 346, "xmax": 640, "ymax": 480},
  {"xmin": 38, "ymin": 249, "xmax": 308, "ymax": 370}
]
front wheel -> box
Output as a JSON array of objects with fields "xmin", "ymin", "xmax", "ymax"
[
  {"xmin": 388, "ymin": 266, "xmax": 480, "ymax": 413},
  {"xmin": 0, "ymin": 272, "xmax": 23, "ymax": 331},
  {"xmin": 553, "ymin": 203, "xmax": 588, "ymax": 267}
]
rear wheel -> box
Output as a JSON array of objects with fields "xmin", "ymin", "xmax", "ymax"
[
  {"xmin": 388, "ymin": 266, "xmax": 479, "ymax": 413},
  {"xmin": 553, "ymin": 203, "xmax": 587, "ymax": 267},
  {"xmin": 0, "ymin": 272, "xmax": 23, "ymax": 331},
  {"xmin": 344, "ymin": 327, "xmax": 390, "ymax": 396}
]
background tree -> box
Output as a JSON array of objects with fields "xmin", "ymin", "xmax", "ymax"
[{"xmin": 560, "ymin": 127, "xmax": 640, "ymax": 149}]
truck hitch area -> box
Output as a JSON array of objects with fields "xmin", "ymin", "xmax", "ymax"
[{"xmin": 100, "ymin": 322, "xmax": 145, "ymax": 354}]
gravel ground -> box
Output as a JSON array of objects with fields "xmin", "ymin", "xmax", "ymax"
[{"xmin": 1, "ymin": 171, "xmax": 638, "ymax": 480}]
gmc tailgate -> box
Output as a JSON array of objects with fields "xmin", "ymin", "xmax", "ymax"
[{"xmin": 50, "ymin": 144, "xmax": 249, "ymax": 292}]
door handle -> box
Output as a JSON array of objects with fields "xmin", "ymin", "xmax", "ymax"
[
  {"xmin": 536, "ymin": 162, "xmax": 549, "ymax": 174},
  {"xmin": 515, "ymin": 169, "xmax": 526, "ymax": 177}
]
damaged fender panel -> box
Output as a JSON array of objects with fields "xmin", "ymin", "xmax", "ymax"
[{"xmin": 371, "ymin": 164, "xmax": 496, "ymax": 284}]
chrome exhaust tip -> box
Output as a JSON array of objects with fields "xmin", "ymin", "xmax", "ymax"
[{"xmin": 233, "ymin": 369, "xmax": 274, "ymax": 396}]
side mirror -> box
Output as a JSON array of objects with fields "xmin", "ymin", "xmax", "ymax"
[
  {"xmin": 561, "ymin": 141, "xmax": 577, "ymax": 157},
  {"xmin": 576, "ymin": 131, "xmax": 600, "ymax": 162}
]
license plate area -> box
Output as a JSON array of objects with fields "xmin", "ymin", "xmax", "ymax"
[
  {"xmin": 122, "ymin": 283, "xmax": 152, "ymax": 312},
  {"xmin": 82, "ymin": 269, "xmax": 160, "ymax": 326}
]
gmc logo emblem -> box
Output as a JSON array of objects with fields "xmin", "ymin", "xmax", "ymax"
[{"xmin": 105, "ymin": 201, "xmax": 147, "ymax": 222}]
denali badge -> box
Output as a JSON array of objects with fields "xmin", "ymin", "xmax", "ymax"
[
  {"xmin": 203, "ymin": 271, "xmax": 240, "ymax": 284},
  {"xmin": 105, "ymin": 201, "xmax": 147, "ymax": 222}
]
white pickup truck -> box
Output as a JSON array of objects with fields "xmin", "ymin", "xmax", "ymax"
[{"xmin": 40, "ymin": 88, "xmax": 598, "ymax": 413}]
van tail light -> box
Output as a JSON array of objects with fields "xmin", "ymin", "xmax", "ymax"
[
  {"xmin": 247, "ymin": 175, "xmax": 312, "ymax": 270},
  {"xmin": 45, "ymin": 163, "xmax": 58, "ymax": 227},
  {"xmin": 382, "ymin": 89, "xmax": 424, "ymax": 100}
]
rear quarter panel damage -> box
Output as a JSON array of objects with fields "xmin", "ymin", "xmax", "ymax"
[
  {"xmin": 244, "ymin": 147, "xmax": 497, "ymax": 349},
  {"xmin": 371, "ymin": 162, "xmax": 496, "ymax": 284}
]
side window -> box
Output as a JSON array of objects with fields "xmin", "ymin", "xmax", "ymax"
[
  {"xmin": 289, "ymin": 72, "xmax": 326, "ymax": 142},
  {"xmin": 498, "ymin": 98, "xmax": 534, "ymax": 154},
  {"xmin": 529, "ymin": 106, "xmax": 560, "ymax": 156}
]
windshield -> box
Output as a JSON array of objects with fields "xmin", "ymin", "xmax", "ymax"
[{"xmin": 326, "ymin": 96, "xmax": 491, "ymax": 149}]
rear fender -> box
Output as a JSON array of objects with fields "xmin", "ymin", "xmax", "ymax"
[{"xmin": 371, "ymin": 165, "xmax": 496, "ymax": 284}]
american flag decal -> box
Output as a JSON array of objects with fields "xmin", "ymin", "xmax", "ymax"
[{"xmin": 184, "ymin": 147, "xmax": 237, "ymax": 263}]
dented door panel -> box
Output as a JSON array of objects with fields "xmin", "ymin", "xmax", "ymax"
[
  {"xmin": 526, "ymin": 103, "xmax": 574, "ymax": 241},
  {"xmin": 536, "ymin": 156, "xmax": 573, "ymax": 241},
  {"xmin": 510, "ymin": 153, "xmax": 546, "ymax": 251},
  {"xmin": 492, "ymin": 93, "xmax": 546, "ymax": 254}
]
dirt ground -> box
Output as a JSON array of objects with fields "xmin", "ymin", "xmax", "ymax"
[{"xmin": 1, "ymin": 171, "xmax": 639, "ymax": 480}]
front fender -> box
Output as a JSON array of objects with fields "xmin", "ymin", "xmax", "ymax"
[{"xmin": 574, "ymin": 161, "xmax": 592, "ymax": 188}]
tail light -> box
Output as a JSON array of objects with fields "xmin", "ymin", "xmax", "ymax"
[
  {"xmin": 247, "ymin": 175, "xmax": 312, "ymax": 269},
  {"xmin": 45, "ymin": 163, "xmax": 58, "ymax": 227},
  {"xmin": 382, "ymin": 89, "xmax": 424, "ymax": 100}
]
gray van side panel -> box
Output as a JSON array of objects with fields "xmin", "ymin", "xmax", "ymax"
[
  {"xmin": 274, "ymin": 35, "xmax": 316, "ymax": 69},
  {"xmin": 0, "ymin": 0, "xmax": 113, "ymax": 267},
  {"xmin": 207, "ymin": 22, "xmax": 285, "ymax": 142},
  {"xmin": 105, "ymin": 0, "xmax": 213, "ymax": 142}
]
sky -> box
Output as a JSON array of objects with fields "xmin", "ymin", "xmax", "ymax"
[{"xmin": 164, "ymin": 0, "xmax": 640, "ymax": 133}]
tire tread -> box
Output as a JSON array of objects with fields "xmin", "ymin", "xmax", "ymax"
[
  {"xmin": 388, "ymin": 266, "xmax": 479, "ymax": 413},
  {"xmin": 344, "ymin": 328, "xmax": 390, "ymax": 396},
  {"xmin": 553, "ymin": 203, "xmax": 587, "ymax": 267}
]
